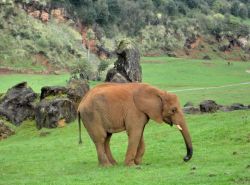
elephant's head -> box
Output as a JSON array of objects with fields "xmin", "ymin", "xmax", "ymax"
[{"xmin": 134, "ymin": 84, "xmax": 193, "ymax": 162}]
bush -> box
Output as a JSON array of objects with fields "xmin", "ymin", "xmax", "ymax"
[{"xmin": 70, "ymin": 60, "xmax": 94, "ymax": 80}]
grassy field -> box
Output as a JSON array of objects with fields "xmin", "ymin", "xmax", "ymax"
[{"xmin": 0, "ymin": 57, "xmax": 250, "ymax": 185}]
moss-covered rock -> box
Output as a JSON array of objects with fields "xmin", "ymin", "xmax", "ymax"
[
  {"xmin": 105, "ymin": 39, "xmax": 142, "ymax": 82},
  {"xmin": 0, "ymin": 82, "xmax": 37, "ymax": 126}
]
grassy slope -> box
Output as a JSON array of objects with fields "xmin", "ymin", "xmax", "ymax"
[
  {"xmin": 0, "ymin": 111, "xmax": 249, "ymax": 185},
  {"xmin": 0, "ymin": 5, "xmax": 90, "ymax": 72},
  {"xmin": 0, "ymin": 57, "xmax": 250, "ymax": 185}
]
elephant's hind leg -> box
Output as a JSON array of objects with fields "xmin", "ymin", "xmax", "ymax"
[
  {"xmin": 134, "ymin": 136, "xmax": 145, "ymax": 165},
  {"xmin": 104, "ymin": 133, "xmax": 117, "ymax": 165},
  {"xmin": 94, "ymin": 139, "xmax": 112, "ymax": 167},
  {"xmin": 89, "ymin": 126, "xmax": 112, "ymax": 167}
]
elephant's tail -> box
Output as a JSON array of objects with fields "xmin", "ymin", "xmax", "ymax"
[{"xmin": 78, "ymin": 112, "xmax": 82, "ymax": 144}]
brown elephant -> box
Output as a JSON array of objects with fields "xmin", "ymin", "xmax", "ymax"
[{"xmin": 78, "ymin": 83, "xmax": 193, "ymax": 166}]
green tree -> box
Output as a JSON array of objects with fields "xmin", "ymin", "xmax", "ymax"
[{"xmin": 239, "ymin": 6, "xmax": 248, "ymax": 19}]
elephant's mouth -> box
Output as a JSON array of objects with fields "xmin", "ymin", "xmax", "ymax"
[{"xmin": 163, "ymin": 117, "xmax": 173, "ymax": 126}]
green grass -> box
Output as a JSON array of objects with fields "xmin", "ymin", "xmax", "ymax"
[
  {"xmin": 0, "ymin": 111, "xmax": 249, "ymax": 185},
  {"xmin": 0, "ymin": 74, "xmax": 70, "ymax": 93},
  {"xmin": 0, "ymin": 56, "xmax": 250, "ymax": 185}
]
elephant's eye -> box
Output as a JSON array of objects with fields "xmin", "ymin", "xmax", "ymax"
[{"xmin": 171, "ymin": 107, "xmax": 177, "ymax": 114}]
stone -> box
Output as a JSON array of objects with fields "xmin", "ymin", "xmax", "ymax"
[
  {"xmin": 199, "ymin": 100, "xmax": 219, "ymax": 113},
  {"xmin": 230, "ymin": 103, "xmax": 248, "ymax": 110},
  {"xmin": 40, "ymin": 86, "xmax": 68, "ymax": 100},
  {"xmin": 0, "ymin": 120, "xmax": 15, "ymax": 140},
  {"xmin": 67, "ymin": 79, "xmax": 90, "ymax": 107},
  {"xmin": 35, "ymin": 98, "xmax": 77, "ymax": 129},
  {"xmin": 203, "ymin": 55, "xmax": 211, "ymax": 60},
  {"xmin": 184, "ymin": 102, "xmax": 194, "ymax": 107},
  {"xmin": 105, "ymin": 39, "xmax": 142, "ymax": 83},
  {"xmin": 110, "ymin": 73, "xmax": 128, "ymax": 83},
  {"xmin": 219, "ymin": 106, "xmax": 234, "ymax": 112},
  {"xmin": 0, "ymin": 82, "xmax": 37, "ymax": 125},
  {"xmin": 183, "ymin": 106, "xmax": 200, "ymax": 114}
]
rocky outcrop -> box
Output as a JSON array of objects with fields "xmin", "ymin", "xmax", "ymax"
[
  {"xmin": 105, "ymin": 39, "xmax": 142, "ymax": 83},
  {"xmin": 0, "ymin": 82, "xmax": 37, "ymax": 126},
  {"xmin": 22, "ymin": 0, "xmax": 69, "ymax": 23}
]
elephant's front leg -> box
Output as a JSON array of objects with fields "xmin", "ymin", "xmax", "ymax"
[
  {"xmin": 125, "ymin": 129, "xmax": 144, "ymax": 166},
  {"xmin": 135, "ymin": 136, "xmax": 145, "ymax": 165},
  {"xmin": 104, "ymin": 133, "xmax": 117, "ymax": 165}
]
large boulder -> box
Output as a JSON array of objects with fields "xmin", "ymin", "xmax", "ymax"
[
  {"xmin": 0, "ymin": 120, "xmax": 15, "ymax": 140},
  {"xmin": 35, "ymin": 98, "xmax": 77, "ymax": 129},
  {"xmin": 35, "ymin": 80, "xmax": 89, "ymax": 129},
  {"xmin": 67, "ymin": 79, "xmax": 89, "ymax": 107},
  {"xmin": 199, "ymin": 100, "xmax": 219, "ymax": 113},
  {"xmin": 105, "ymin": 39, "xmax": 142, "ymax": 83},
  {"xmin": 0, "ymin": 82, "xmax": 37, "ymax": 126},
  {"xmin": 40, "ymin": 86, "xmax": 68, "ymax": 100}
]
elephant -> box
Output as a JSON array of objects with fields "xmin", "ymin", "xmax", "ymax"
[{"xmin": 77, "ymin": 83, "xmax": 193, "ymax": 166}]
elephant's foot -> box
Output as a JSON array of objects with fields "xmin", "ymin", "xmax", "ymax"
[
  {"xmin": 99, "ymin": 161, "xmax": 112, "ymax": 167},
  {"xmin": 134, "ymin": 158, "xmax": 142, "ymax": 165},
  {"xmin": 109, "ymin": 159, "xmax": 118, "ymax": 165},
  {"xmin": 125, "ymin": 159, "xmax": 136, "ymax": 166}
]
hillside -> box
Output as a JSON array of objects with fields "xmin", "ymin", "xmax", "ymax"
[
  {"xmin": 0, "ymin": 0, "xmax": 250, "ymax": 74},
  {"xmin": 0, "ymin": 1, "xmax": 99, "ymax": 74},
  {"xmin": 51, "ymin": 0, "xmax": 250, "ymax": 60}
]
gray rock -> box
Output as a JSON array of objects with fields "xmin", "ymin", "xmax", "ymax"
[
  {"xmin": 219, "ymin": 106, "xmax": 234, "ymax": 112},
  {"xmin": 105, "ymin": 39, "xmax": 142, "ymax": 82},
  {"xmin": 203, "ymin": 55, "xmax": 211, "ymax": 60},
  {"xmin": 110, "ymin": 73, "xmax": 128, "ymax": 83},
  {"xmin": 183, "ymin": 106, "xmax": 200, "ymax": 114},
  {"xmin": 35, "ymin": 98, "xmax": 77, "ymax": 129},
  {"xmin": 0, "ymin": 82, "xmax": 37, "ymax": 125},
  {"xmin": 199, "ymin": 100, "xmax": 219, "ymax": 113},
  {"xmin": 230, "ymin": 103, "xmax": 248, "ymax": 110},
  {"xmin": 184, "ymin": 102, "xmax": 194, "ymax": 107},
  {"xmin": 67, "ymin": 79, "xmax": 90, "ymax": 107},
  {"xmin": 40, "ymin": 86, "xmax": 68, "ymax": 100}
]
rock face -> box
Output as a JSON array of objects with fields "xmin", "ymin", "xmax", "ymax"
[
  {"xmin": 0, "ymin": 120, "xmax": 15, "ymax": 140},
  {"xmin": 0, "ymin": 82, "xmax": 37, "ymax": 126},
  {"xmin": 199, "ymin": 100, "xmax": 219, "ymax": 113},
  {"xmin": 35, "ymin": 98, "xmax": 77, "ymax": 129},
  {"xmin": 105, "ymin": 39, "xmax": 142, "ymax": 83}
]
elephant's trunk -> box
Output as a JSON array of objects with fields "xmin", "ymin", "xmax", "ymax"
[{"xmin": 178, "ymin": 120, "xmax": 193, "ymax": 162}]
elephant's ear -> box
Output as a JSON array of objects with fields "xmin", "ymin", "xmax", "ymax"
[{"xmin": 133, "ymin": 85, "xmax": 164, "ymax": 123}]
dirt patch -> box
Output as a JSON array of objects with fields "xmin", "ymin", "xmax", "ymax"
[{"xmin": 0, "ymin": 68, "xmax": 16, "ymax": 75}]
